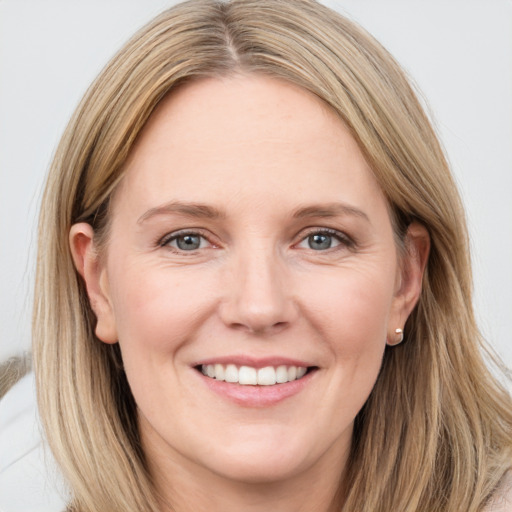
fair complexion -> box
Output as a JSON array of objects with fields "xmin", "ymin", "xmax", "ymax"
[{"xmin": 70, "ymin": 75, "xmax": 429, "ymax": 512}]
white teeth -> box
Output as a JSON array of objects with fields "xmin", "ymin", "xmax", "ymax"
[
  {"xmin": 276, "ymin": 365, "xmax": 288, "ymax": 383},
  {"xmin": 214, "ymin": 363, "xmax": 225, "ymax": 381},
  {"xmin": 257, "ymin": 366, "xmax": 276, "ymax": 386},
  {"xmin": 206, "ymin": 364, "xmax": 215, "ymax": 378},
  {"xmin": 297, "ymin": 366, "xmax": 307, "ymax": 379},
  {"xmin": 224, "ymin": 364, "xmax": 238, "ymax": 383},
  {"xmin": 238, "ymin": 366, "xmax": 257, "ymax": 385},
  {"xmin": 201, "ymin": 363, "xmax": 309, "ymax": 386}
]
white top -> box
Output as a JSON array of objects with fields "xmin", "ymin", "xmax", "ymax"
[
  {"xmin": 0, "ymin": 372, "xmax": 67, "ymax": 512},
  {"xmin": 0, "ymin": 372, "xmax": 510, "ymax": 511}
]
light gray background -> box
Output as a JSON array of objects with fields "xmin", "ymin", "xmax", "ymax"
[{"xmin": 1, "ymin": 0, "xmax": 511, "ymax": 366}]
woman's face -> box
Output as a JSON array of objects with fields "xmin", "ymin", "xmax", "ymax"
[{"xmin": 72, "ymin": 75, "xmax": 425, "ymax": 488}]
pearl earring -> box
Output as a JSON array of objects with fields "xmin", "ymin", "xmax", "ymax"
[{"xmin": 387, "ymin": 328, "xmax": 404, "ymax": 346}]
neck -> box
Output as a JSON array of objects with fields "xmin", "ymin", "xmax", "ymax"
[
  {"xmin": 145, "ymin": 436, "xmax": 349, "ymax": 512},
  {"xmin": 157, "ymin": 464, "xmax": 345, "ymax": 512}
]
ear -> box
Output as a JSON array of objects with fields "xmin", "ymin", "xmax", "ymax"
[
  {"xmin": 387, "ymin": 222, "xmax": 430, "ymax": 346},
  {"xmin": 69, "ymin": 223, "xmax": 118, "ymax": 344}
]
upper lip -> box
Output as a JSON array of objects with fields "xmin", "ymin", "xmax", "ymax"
[{"xmin": 192, "ymin": 355, "xmax": 315, "ymax": 369}]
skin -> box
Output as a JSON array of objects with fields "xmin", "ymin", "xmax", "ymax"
[{"xmin": 70, "ymin": 75, "xmax": 429, "ymax": 512}]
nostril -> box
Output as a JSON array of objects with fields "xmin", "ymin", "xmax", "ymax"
[
  {"xmin": 227, "ymin": 320, "xmax": 290, "ymax": 335},
  {"xmin": 255, "ymin": 321, "xmax": 290, "ymax": 335}
]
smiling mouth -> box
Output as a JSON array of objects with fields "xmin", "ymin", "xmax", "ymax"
[{"xmin": 196, "ymin": 364, "xmax": 316, "ymax": 386}]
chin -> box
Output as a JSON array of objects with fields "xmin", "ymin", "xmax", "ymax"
[
  {"xmin": 195, "ymin": 422, "xmax": 336, "ymax": 484},
  {"xmin": 207, "ymin": 447, "xmax": 313, "ymax": 484}
]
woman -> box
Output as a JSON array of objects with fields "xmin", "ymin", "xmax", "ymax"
[{"xmin": 33, "ymin": 0, "xmax": 512, "ymax": 510}]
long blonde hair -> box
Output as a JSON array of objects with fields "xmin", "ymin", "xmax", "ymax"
[{"xmin": 33, "ymin": 1, "xmax": 512, "ymax": 510}]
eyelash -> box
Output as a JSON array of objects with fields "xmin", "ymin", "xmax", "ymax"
[
  {"xmin": 157, "ymin": 227, "xmax": 355, "ymax": 254},
  {"xmin": 296, "ymin": 227, "xmax": 355, "ymax": 252},
  {"xmin": 158, "ymin": 229, "xmax": 213, "ymax": 252}
]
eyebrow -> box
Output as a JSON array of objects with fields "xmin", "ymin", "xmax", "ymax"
[
  {"xmin": 292, "ymin": 202, "xmax": 370, "ymax": 222},
  {"xmin": 137, "ymin": 200, "xmax": 370, "ymax": 224},
  {"xmin": 137, "ymin": 201, "xmax": 225, "ymax": 224}
]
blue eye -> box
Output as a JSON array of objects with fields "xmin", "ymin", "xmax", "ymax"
[
  {"xmin": 162, "ymin": 232, "xmax": 209, "ymax": 251},
  {"xmin": 297, "ymin": 230, "xmax": 348, "ymax": 251},
  {"xmin": 308, "ymin": 233, "xmax": 334, "ymax": 250},
  {"xmin": 175, "ymin": 234, "xmax": 202, "ymax": 250}
]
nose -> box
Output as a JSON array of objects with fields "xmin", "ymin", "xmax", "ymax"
[{"xmin": 218, "ymin": 247, "xmax": 297, "ymax": 335}]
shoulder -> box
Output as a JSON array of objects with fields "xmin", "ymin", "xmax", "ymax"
[
  {"xmin": 0, "ymin": 371, "xmax": 67, "ymax": 511},
  {"xmin": 485, "ymin": 472, "xmax": 512, "ymax": 512}
]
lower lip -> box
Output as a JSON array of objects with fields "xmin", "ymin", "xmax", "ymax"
[{"xmin": 196, "ymin": 370, "xmax": 316, "ymax": 408}]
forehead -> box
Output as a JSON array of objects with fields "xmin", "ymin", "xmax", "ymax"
[{"xmin": 114, "ymin": 74, "xmax": 386, "ymax": 220}]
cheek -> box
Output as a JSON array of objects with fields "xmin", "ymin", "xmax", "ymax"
[
  {"xmin": 106, "ymin": 263, "xmax": 220, "ymax": 413},
  {"xmin": 302, "ymin": 266, "xmax": 394, "ymax": 341},
  {"xmin": 297, "ymin": 264, "xmax": 395, "ymax": 392},
  {"xmin": 321, "ymin": 274, "xmax": 392, "ymax": 411},
  {"xmin": 108, "ymin": 262, "xmax": 216, "ymax": 356}
]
